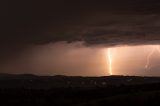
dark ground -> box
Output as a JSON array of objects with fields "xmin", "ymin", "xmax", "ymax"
[{"xmin": 0, "ymin": 74, "xmax": 160, "ymax": 106}]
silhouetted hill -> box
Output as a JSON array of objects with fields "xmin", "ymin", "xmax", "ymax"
[
  {"xmin": 0, "ymin": 74, "xmax": 160, "ymax": 105},
  {"xmin": 0, "ymin": 74, "xmax": 160, "ymax": 89},
  {"xmin": 0, "ymin": 73, "xmax": 37, "ymax": 79}
]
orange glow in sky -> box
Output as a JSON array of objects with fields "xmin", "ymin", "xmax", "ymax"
[{"xmin": 2, "ymin": 42, "xmax": 160, "ymax": 76}]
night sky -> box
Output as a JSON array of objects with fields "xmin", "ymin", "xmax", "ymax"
[{"xmin": 1, "ymin": 0, "xmax": 160, "ymax": 76}]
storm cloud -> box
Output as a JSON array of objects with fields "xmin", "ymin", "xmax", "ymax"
[{"xmin": 1, "ymin": 0, "xmax": 160, "ymax": 60}]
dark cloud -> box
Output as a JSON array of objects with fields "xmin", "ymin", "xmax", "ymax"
[
  {"xmin": 1, "ymin": 0, "xmax": 160, "ymax": 61},
  {"xmin": 2, "ymin": 0, "xmax": 160, "ymax": 44}
]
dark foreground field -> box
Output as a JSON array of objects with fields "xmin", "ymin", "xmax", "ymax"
[{"xmin": 0, "ymin": 74, "xmax": 160, "ymax": 106}]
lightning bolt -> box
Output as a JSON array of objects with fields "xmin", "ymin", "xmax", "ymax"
[
  {"xmin": 107, "ymin": 48, "xmax": 113, "ymax": 75},
  {"xmin": 145, "ymin": 45, "xmax": 160, "ymax": 69},
  {"xmin": 145, "ymin": 47, "xmax": 155, "ymax": 69}
]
